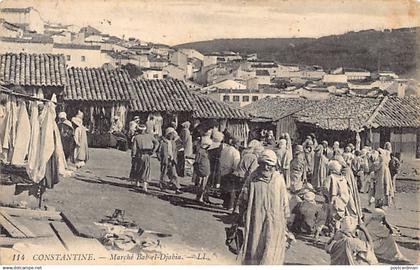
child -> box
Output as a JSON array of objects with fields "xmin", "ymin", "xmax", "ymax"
[{"xmin": 194, "ymin": 137, "xmax": 212, "ymax": 203}]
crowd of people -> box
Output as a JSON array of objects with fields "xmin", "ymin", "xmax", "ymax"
[
  {"xmin": 57, "ymin": 113, "xmax": 410, "ymax": 265},
  {"xmin": 187, "ymin": 129, "xmax": 408, "ymax": 265}
]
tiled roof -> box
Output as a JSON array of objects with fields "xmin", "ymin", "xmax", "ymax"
[
  {"xmin": 294, "ymin": 95, "xmax": 384, "ymax": 131},
  {"xmin": 0, "ymin": 8, "xmax": 31, "ymax": 13},
  {"xmin": 0, "ymin": 35, "xmax": 53, "ymax": 44},
  {"xmin": 130, "ymin": 79, "xmax": 195, "ymax": 112},
  {"xmin": 192, "ymin": 94, "xmax": 250, "ymax": 119},
  {"xmin": 53, "ymin": 43, "xmax": 101, "ymax": 50},
  {"xmin": 0, "ymin": 53, "xmax": 67, "ymax": 87},
  {"xmin": 371, "ymin": 97, "xmax": 420, "ymax": 128},
  {"xmin": 243, "ymin": 97, "xmax": 316, "ymax": 120},
  {"xmin": 65, "ymin": 67, "xmax": 133, "ymax": 101}
]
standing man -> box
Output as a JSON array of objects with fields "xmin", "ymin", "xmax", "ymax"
[
  {"xmin": 194, "ymin": 136, "xmax": 212, "ymax": 203},
  {"xmin": 131, "ymin": 124, "xmax": 159, "ymax": 193},
  {"xmin": 145, "ymin": 115, "xmax": 155, "ymax": 135},
  {"xmin": 238, "ymin": 150, "xmax": 289, "ymax": 265},
  {"xmin": 128, "ymin": 116, "xmax": 140, "ymax": 143},
  {"xmin": 290, "ymin": 145, "xmax": 307, "ymax": 192},
  {"xmin": 72, "ymin": 116, "xmax": 89, "ymax": 169},
  {"xmin": 178, "ymin": 121, "xmax": 193, "ymax": 177},
  {"xmin": 159, "ymin": 127, "xmax": 183, "ymax": 194},
  {"xmin": 57, "ymin": 112, "xmax": 74, "ymax": 163},
  {"xmin": 220, "ymin": 137, "xmax": 241, "ymax": 211}
]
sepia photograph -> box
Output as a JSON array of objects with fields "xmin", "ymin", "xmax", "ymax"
[{"xmin": 0, "ymin": 0, "xmax": 419, "ymax": 267}]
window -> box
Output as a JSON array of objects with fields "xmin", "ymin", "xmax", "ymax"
[
  {"xmin": 153, "ymin": 74, "xmax": 159, "ymax": 79},
  {"xmin": 233, "ymin": 95, "xmax": 240, "ymax": 102},
  {"xmin": 223, "ymin": 95, "xmax": 230, "ymax": 102},
  {"xmin": 242, "ymin": 95, "xmax": 249, "ymax": 102},
  {"xmin": 66, "ymin": 55, "xmax": 71, "ymax": 61},
  {"xmin": 252, "ymin": 96, "xmax": 259, "ymax": 101},
  {"xmin": 81, "ymin": 56, "xmax": 86, "ymax": 62}
]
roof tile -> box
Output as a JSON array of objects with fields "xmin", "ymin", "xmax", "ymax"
[
  {"xmin": 0, "ymin": 53, "xmax": 67, "ymax": 87},
  {"xmin": 64, "ymin": 67, "xmax": 133, "ymax": 102}
]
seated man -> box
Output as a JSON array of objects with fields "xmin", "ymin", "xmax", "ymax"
[
  {"xmin": 364, "ymin": 208, "xmax": 410, "ymax": 264},
  {"xmin": 326, "ymin": 216, "xmax": 378, "ymax": 265},
  {"xmin": 110, "ymin": 116, "xmax": 127, "ymax": 150},
  {"xmin": 291, "ymin": 191, "xmax": 327, "ymax": 239}
]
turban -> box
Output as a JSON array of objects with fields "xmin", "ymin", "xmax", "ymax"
[
  {"xmin": 71, "ymin": 117, "xmax": 83, "ymax": 127},
  {"xmin": 258, "ymin": 149, "xmax": 277, "ymax": 166},
  {"xmin": 295, "ymin": 145, "xmax": 304, "ymax": 153},
  {"xmin": 278, "ymin": 139, "xmax": 287, "ymax": 148},
  {"xmin": 181, "ymin": 121, "xmax": 191, "ymax": 128},
  {"xmin": 328, "ymin": 160, "xmax": 342, "ymax": 174},
  {"xmin": 58, "ymin": 112, "xmax": 67, "ymax": 119},
  {"xmin": 212, "ymin": 131, "xmax": 224, "ymax": 143},
  {"xmin": 340, "ymin": 216, "xmax": 358, "ymax": 233},
  {"xmin": 248, "ymin": 139, "xmax": 262, "ymax": 149},
  {"xmin": 165, "ymin": 127, "xmax": 176, "ymax": 136},
  {"xmin": 201, "ymin": 137, "xmax": 213, "ymax": 147},
  {"xmin": 303, "ymin": 191, "xmax": 316, "ymax": 202},
  {"xmin": 138, "ymin": 124, "xmax": 146, "ymax": 130}
]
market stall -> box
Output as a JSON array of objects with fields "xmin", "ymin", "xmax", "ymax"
[{"xmin": 64, "ymin": 67, "xmax": 132, "ymax": 148}]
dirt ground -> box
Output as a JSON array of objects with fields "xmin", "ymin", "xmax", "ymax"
[{"xmin": 41, "ymin": 148, "xmax": 419, "ymax": 265}]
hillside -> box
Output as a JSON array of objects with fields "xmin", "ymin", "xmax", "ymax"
[{"xmin": 175, "ymin": 28, "xmax": 419, "ymax": 75}]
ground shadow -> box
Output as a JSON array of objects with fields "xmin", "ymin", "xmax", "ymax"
[
  {"xmin": 73, "ymin": 175, "xmax": 134, "ymax": 189},
  {"xmin": 396, "ymin": 224, "xmax": 420, "ymax": 232},
  {"xmin": 294, "ymin": 234, "xmax": 326, "ymax": 250},
  {"xmin": 396, "ymin": 240, "xmax": 420, "ymax": 251},
  {"xmin": 155, "ymin": 193, "xmax": 229, "ymax": 214},
  {"xmin": 213, "ymin": 213, "xmax": 237, "ymax": 225}
]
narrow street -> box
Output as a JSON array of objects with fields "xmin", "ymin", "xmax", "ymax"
[{"xmin": 43, "ymin": 148, "xmax": 420, "ymax": 265}]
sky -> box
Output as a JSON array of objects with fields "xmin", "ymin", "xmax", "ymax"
[{"xmin": 0, "ymin": 0, "xmax": 418, "ymax": 45}]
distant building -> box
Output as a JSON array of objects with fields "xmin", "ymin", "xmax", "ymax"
[
  {"xmin": 150, "ymin": 43, "xmax": 174, "ymax": 57},
  {"xmin": 251, "ymin": 63, "xmax": 279, "ymax": 77},
  {"xmin": 0, "ymin": 7, "xmax": 44, "ymax": 33},
  {"xmin": 0, "ymin": 19, "xmax": 24, "ymax": 38},
  {"xmin": 178, "ymin": 48, "xmax": 204, "ymax": 61},
  {"xmin": 203, "ymin": 54, "xmax": 218, "ymax": 67},
  {"xmin": 207, "ymin": 88, "xmax": 297, "ymax": 107},
  {"xmin": 169, "ymin": 50, "xmax": 188, "ymax": 70},
  {"xmin": 53, "ymin": 43, "xmax": 102, "ymax": 67},
  {"xmin": 332, "ymin": 67, "xmax": 371, "ymax": 81},
  {"xmin": 234, "ymin": 67, "xmax": 256, "ymax": 81},
  {"xmin": 202, "ymin": 79, "xmax": 247, "ymax": 91},
  {"xmin": 141, "ymin": 68, "xmax": 164, "ymax": 80},
  {"xmin": 323, "ymin": 74, "xmax": 348, "ymax": 84},
  {"xmin": 255, "ymin": 69, "xmax": 271, "ymax": 86},
  {"xmin": 0, "ymin": 35, "xmax": 53, "ymax": 54},
  {"xmin": 163, "ymin": 63, "xmax": 186, "ymax": 80}
]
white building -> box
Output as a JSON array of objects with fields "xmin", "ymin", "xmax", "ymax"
[
  {"xmin": 53, "ymin": 43, "xmax": 102, "ymax": 67},
  {"xmin": 344, "ymin": 68, "xmax": 371, "ymax": 81},
  {"xmin": 0, "ymin": 35, "xmax": 53, "ymax": 54},
  {"xmin": 0, "ymin": 7, "xmax": 44, "ymax": 33},
  {"xmin": 202, "ymin": 79, "xmax": 247, "ymax": 91},
  {"xmin": 208, "ymin": 89, "xmax": 298, "ymax": 107},
  {"xmin": 323, "ymin": 74, "xmax": 348, "ymax": 84},
  {"xmin": 178, "ymin": 48, "xmax": 204, "ymax": 61},
  {"xmin": 141, "ymin": 68, "xmax": 164, "ymax": 80}
]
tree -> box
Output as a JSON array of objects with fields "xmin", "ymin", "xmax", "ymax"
[{"xmin": 121, "ymin": 63, "xmax": 143, "ymax": 79}]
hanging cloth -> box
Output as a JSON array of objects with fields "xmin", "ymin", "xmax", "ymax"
[
  {"xmin": 10, "ymin": 100, "xmax": 31, "ymax": 165},
  {"xmin": 26, "ymin": 102, "xmax": 40, "ymax": 180},
  {"xmin": 0, "ymin": 98, "xmax": 8, "ymax": 155},
  {"xmin": 3, "ymin": 96, "xmax": 18, "ymax": 162},
  {"xmin": 219, "ymin": 119, "xmax": 227, "ymax": 132},
  {"xmin": 30, "ymin": 98, "xmax": 59, "ymax": 183}
]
